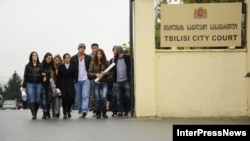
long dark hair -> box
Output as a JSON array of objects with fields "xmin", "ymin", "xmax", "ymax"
[
  {"xmin": 42, "ymin": 52, "xmax": 54, "ymax": 68},
  {"xmin": 92, "ymin": 48, "xmax": 108, "ymax": 66},
  {"xmin": 29, "ymin": 51, "xmax": 40, "ymax": 64}
]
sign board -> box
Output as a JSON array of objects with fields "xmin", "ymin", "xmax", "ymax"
[{"xmin": 160, "ymin": 3, "xmax": 242, "ymax": 47}]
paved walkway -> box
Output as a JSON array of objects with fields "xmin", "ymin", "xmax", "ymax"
[{"xmin": 0, "ymin": 109, "xmax": 249, "ymax": 141}]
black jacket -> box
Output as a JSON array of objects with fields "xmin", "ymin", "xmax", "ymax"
[
  {"xmin": 112, "ymin": 55, "xmax": 131, "ymax": 83},
  {"xmin": 22, "ymin": 63, "xmax": 43, "ymax": 88},
  {"xmin": 41, "ymin": 63, "xmax": 52, "ymax": 86},
  {"xmin": 56, "ymin": 64, "xmax": 76, "ymax": 100},
  {"xmin": 70, "ymin": 53, "xmax": 91, "ymax": 82}
]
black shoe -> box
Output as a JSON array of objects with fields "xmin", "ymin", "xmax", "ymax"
[
  {"xmin": 103, "ymin": 114, "xmax": 108, "ymax": 119},
  {"xmin": 117, "ymin": 112, "xmax": 123, "ymax": 117},
  {"xmin": 124, "ymin": 112, "xmax": 128, "ymax": 117},
  {"xmin": 56, "ymin": 113, "xmax": 60, "ymax": 118},
  {"xmin": 47, "ymin": 112, "xmax": 51, "ymax": 119},
  {"xmin": 42, "ymin": 112, "xmax": 47, "ymax": 119},
  {"xmin": 32, "ymin": 115, "xmax": 37, "ymax": 120},
  {"xmin": 131, "ymin": 112, "xmax": 135, "ymax": 117},
  {"xmin": 112, "ymin": 112, "xmax": 117, "ymax": 117},
  {"xmin": 63, "ymin": 115, "xmax": 67, "ymax": 119},
  {"xmin": 96, "ymin": 115, "xmax": 101, "ymax": 119},
  {"xmin": 82, "ymin": 112, "xmax": 87, "ymax": 118},
  {"xmin": 30, "ymin": 103, "xmax": 37, "ymax": 120},
  {"xmin": 68, "ymin": 113, "xmax": 71, "ymax": 118}
]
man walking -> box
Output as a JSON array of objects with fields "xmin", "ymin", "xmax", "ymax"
[
  {"xmin": 113, "ymin": 46, "xmax": 131, "ymax": 117},
  {"xmin": 71, "ymin": 43, "xmax": 92, "ymax": 118}
]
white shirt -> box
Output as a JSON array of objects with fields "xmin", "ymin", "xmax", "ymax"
[
  {"xmin": 78, "ymin": 58, "xmax": 88, "ymax": 81},
  {"xmin": 65, "ymin": 63, "xmax": 69, "ymax": 69}
]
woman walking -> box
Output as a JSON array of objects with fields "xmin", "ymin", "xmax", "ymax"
[
  {"xmin": 56, "ymin": 53, "xmax": 76, "ymax": 119},
  {"xmin": 41, "ymin": 52, "xmax": 54, "ymax": 119},
  {"xmin": 22, "ymin": 51, "xmax": 43, "ymax": 120},
  {"xmin": 50, "ymin": 54, "xmax": 62, "ymax": 118},
  {"xmin": 88, "ymin": 49, "xmax": 110, "ymax": 119}
]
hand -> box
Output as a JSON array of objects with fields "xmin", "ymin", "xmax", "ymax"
[
  {"xmin": 20, "ymin": 87, "xmax": 26, "ymax": 93},
  {"xmin": 21, "ymin": 87, "xmax": 26, "ymax": 92},
  {"xmin": 43, "ymin": 77, "xmax": 46, "ymax": 82},
  {"xmin": 96, "ymin": 73, "xmax": 104, "ymax": 79},
  {"xmin": 41, "ymin": 73, "xmax": 46, "ymax": 77},
  {"xmin": 100, "ymin": 71, "xmax": 106, "ymax": 75}
]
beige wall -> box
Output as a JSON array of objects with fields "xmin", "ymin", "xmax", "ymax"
[
  {"xmin": 133, "ymin": 0, "xmax": 250, "ymax": 118},
  {"xmin": 155, "ymin": 51, "xmax": 248, "ymax": 118},
  {"xmin": 134, "ymin": 0, "xmax": 156, "ymax": 117}
]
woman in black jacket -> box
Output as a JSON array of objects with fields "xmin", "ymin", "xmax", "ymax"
[
  {"xmin": 56, "ymin": 53, "xmax": 76, "ymax": 119},
  {"xmin": 22, "ymin": 51, "xmax": 43, "ymax": 120},
  {"xmin": 41, "ymin": 52, "xmax": 54, "ymax": 119}
]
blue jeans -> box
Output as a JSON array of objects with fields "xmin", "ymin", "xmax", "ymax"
[
  {"xmin": 26, "ymin": 83, "xmax": 42, "ymax": 103},
  {"xmin": 41, "ymin": 85, "xmax": 51, "ymax": 112},
  {"xmin": 93, "ymin": 82, "xmax": 108, "ymax": 114},
  {"xmin": 115, "ymin": 80, "xmax": 130, "ymax": 113},
  {"xmin": 74, "ymin": 79, "xmax": 90, "ymax": 113}
]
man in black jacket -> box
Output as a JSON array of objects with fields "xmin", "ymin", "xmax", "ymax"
[
  {"xmin": 112, "ymin": 46, "xmax": 131, "ymax": 117},
  {"xmin": 70, "ymin": 43, "xmax": 92, "ymax": 118}
]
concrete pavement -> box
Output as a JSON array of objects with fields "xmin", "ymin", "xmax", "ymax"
[{"xmin": 0, "ymin": 109, "xmax": 249, "ymax": 141}]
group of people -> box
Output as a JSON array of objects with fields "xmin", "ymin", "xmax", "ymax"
[{"xmin": 21, "ymin": 43, "xmax": 132, "ymax": 120}]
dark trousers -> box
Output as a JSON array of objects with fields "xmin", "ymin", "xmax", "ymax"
[
  {"xmin": 62, "ymin": 92, "xmax": 73, "ymax": 115},
  {"xmin": 41, "ymin": 85, "xmax": 51, "ymax": 112},
  {"xmin": 111, "ymin": 86, "xmax": 117, "ymax": 113},
  {"xmin": 89, "ymin": 80, "xmax": 96, "ymax": 112},
  {"xmin": 115, "ymin": 80, "xmax": 130, "ymax": 113}
]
